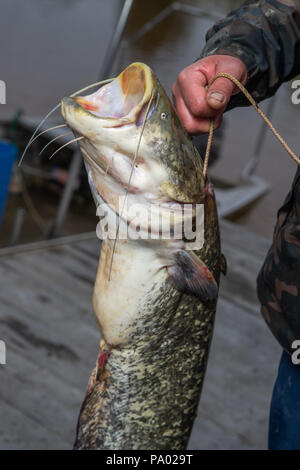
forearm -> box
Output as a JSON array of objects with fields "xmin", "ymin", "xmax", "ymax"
[{"xmin": 201, "ymin": 0, "xmax": 300, "ymax": 107}]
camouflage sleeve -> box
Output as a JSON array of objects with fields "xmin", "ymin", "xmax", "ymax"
[
  {"xmin": 256, "ymin": 166, "xmax": 300, "ymax": 356},
  {"xmin": 200, "ymin": 0, "xmax": 300, "ymax": 107}
]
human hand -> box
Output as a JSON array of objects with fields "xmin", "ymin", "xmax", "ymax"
[{"xmin": 172, "ymin": 55, "xmax": 247, "ymax": 134}]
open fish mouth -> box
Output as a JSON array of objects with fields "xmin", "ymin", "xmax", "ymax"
[
  {"xmin": 61, "ymin": 63, "xmax": 155, "ymax": 127},
  {"xmin": 61, "ymin": 63, "xmax": 168, "ymax": 206}
]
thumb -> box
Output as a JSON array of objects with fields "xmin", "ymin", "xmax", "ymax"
[
  {"xmin": 206, "ymin": 76, "xmax": 236, "ymax": 111},
  {"xmin": 206, "ymin": 57, "xmax": 247, "ymax": 111}
]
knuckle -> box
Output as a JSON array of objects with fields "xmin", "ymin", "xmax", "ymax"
[{"xmin": 178, "ymin": 69, "xmax": 188, "ymax": 85}]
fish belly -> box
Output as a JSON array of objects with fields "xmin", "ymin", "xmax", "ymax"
[{"xmin": 93, "ymin": 238, "xmax": 178, "ymax": 346}]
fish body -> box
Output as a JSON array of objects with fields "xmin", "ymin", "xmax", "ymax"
[{"xmin": 61, "ymin": 63, "xmax": 222, "ymax": 450}]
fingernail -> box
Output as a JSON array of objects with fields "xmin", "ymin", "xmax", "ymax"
[{"xmin": 208, "ymin": 91, "xmax": 225, "ymax": 103}]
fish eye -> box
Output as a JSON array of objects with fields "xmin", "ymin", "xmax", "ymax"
[{"xmin": 160, "ymin": 112, "xmax": 168, "ymax": 120}]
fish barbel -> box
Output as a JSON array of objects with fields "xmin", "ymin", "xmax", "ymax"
[{"xmin": 61, "ymin": 63, "xmax": 223, "ymax": 450}]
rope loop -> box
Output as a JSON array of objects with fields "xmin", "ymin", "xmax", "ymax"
[{"xmin": 202, "ymin": 72, "xmax": 300, "ymax": 179}]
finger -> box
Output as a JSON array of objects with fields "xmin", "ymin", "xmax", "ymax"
[
  {"xmin": 173, "ymin": 85, "xmax": 222, "ymax": 134},
  {"xmin": 176, "ymin": 68, "xmax": 220, "ymax": 119},
  {"xmin": 206, "ymin": 76, "xmax": 236, "ymax": 111},
  {"xmin": 207, "ymin": 58, "xmax": 248, "ymax": 110},
  {"xmin": 175, "ymin": 91, "xmax": 211, "ymax": 134}
]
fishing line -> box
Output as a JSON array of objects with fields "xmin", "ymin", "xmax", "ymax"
[
  {"xmin": 18, "ymin": 78, "xmax": 115, "ymax": 167},
  {"xmin": 203, "ymin": 72, "xmax": 300, "ymax": 180},
  {"xmin": 17, "ymin": 168, "xmax": 47, "ymax": 232},
  {"xmin": 108, "ymin": 90, "xmax": 156, "ymax": 282}
]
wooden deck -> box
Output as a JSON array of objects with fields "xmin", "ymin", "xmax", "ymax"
[{"xmin": 0, "ymin": 222, "xmax": 281, "ymax": 450}]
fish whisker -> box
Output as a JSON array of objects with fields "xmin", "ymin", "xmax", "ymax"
[
  {"xmin": 18, "ymin": 77, "xmax": 115, "ymax": 167},
  {"xmin": 29, "ymin": 124, "xmax": 68, "ymax": 144},
  {"xmin": 18, "ymin": 108, "xmax": 64, "ymax": 166},
  {"xmin": 70, "ymin": 78, "xmax": 114, "ymax": 99},
  {"xmin": 39, "ymin": 131, "xmax": 73, "ymax": 156},
  {"xmin": 49, "ymin": 136, "xmax": 84, "ymax": 160}
]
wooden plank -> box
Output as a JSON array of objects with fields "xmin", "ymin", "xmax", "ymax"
[
  {"xmin": 0, "ymin": 292, "xmax": 99, "ymax": 389},
  {"xmin": 0, "ymin": 346, "xmax": 83, "ymax": 448},
  {"xmin": 0, "ymin": 243, "xmax": 100, "ymax": 390},
  {"xmin": 0, "ymin": 400, "xmax": 70, "ymax": 450},
  {"xmin": 0, "ymin": 231, "xmax": 97, "ymax": 257},
  {"xmin": 219, "ymin": 220, "xmax": 272, "ymax": 315},
  {"xmin": 0, "ymin": 221, "xmax": 281, "ymax": 449}
]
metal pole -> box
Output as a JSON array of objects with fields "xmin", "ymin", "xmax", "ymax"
[
  {"xmin": 10, "ymin": 207, "xmax": 25, "ymax": 245},
  {"xmin": 99, "ymin": 0, "xmax": 134, "ymax": 80},
  {"xmin": 48, "ymin": 1, "xmax": 134, "ymax": 239},
  {"xmin": 46, "ymin": 148, "xmax": 82, "ymax": 239}
]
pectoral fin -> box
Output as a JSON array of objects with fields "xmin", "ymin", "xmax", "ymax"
[{"xmin": 167, "ymin": 250, "xmax": 218, "ymax": 301}]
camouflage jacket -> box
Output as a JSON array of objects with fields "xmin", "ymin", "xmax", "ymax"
[{"xmin": 201, "ymin": 0, "xmax": 300, "ymax": 354}]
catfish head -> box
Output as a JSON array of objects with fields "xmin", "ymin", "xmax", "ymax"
[{"xmin": 61, "ymin": 63, "xmax": 205, "ymax": 222}]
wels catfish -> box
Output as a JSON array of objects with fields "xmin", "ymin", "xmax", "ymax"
[{"xmin": 61, "ymin": 62, "xmax": 223, "ymax": 450}]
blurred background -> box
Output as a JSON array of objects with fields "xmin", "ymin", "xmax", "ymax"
[{"xmin": 0, "ymin": 0, "xmax": 298, "ymax": 450}]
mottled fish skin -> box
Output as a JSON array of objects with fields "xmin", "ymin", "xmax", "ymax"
[
  {"xmin": 61, "ymin": 63, "xmax": 222, "ymax": 450},
  {"xmin": 75, "ymin": 196, "xmax": 220, "ymax": 450}
]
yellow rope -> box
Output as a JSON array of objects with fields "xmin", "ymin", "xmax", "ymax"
[
  {"xmin": 203, "ymin": 119, "xmax": 214, "ymax": 179},
  {"xmin": 202, "ymin": 72, "xmax": 300, "ymax": 179}
]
